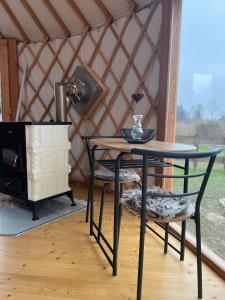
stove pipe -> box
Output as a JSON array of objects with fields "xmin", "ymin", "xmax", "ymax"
[{"xmin": 54, "ymin": 82, "xmax": 68, "ymax": 122}]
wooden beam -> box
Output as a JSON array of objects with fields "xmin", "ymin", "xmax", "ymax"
[
  {"xmin": 67, "ymin": 0, "xmax": 91, "ymax": 29},
  {"xmin": 0, "ymin": 39, "xmax": 19, "ymax": 121},
  {"xmin": 95, "ymin": 0, "xmax": 114, "ymax": 22},
  {"xmin": 20, "ymin": 0, "xmax": 49, "ymax": 40},
  {"xmin": 0, "ymin": 39, "xmax": 11, "ymax": 121},
  {"xmin": 157, "ymin": 0, "xmax": 182, "ymax": 142},
  {"xmin": 156, "ymin": 0, "xmax": 182, "ymax": 189},
  {"xmin": 165, "ymin": 0, "xmax": 182, "ymax": 191},
  {"xmin": 0, "ymin": 0, "xmax": 29, "ymax": 42},
  {"xmin": 42, "ymin": 0, "xmax": 70, "ymax": 37},
  {"xmin": 8, "ymin": 40, "xmax": 19, "ymax": 120},
  {"xmin": 166, "ymin": 0, "xmax": 182, "ymax": 144},
  {"xmin": 157, "ymin": 0, "xmax": 173, "ymax": 142}
]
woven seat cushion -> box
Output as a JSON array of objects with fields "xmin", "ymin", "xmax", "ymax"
[
  {"xmin": 95, "ymin": 167, "xmax": 140, "ymax": 182},
  {"xmin": 121, "ymin": 186, "xmax": 189, "ymax": 219}
]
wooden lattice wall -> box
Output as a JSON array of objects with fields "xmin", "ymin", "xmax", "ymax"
[{"xmin": 18, "ymin": 1, "xmax": 163, "ymax": 182}]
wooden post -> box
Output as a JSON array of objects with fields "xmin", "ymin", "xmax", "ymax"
[
  {"xmin": 165, "ymin": 0, "xmax": 183, "ymax": 144},
  {"xmin": 156, "ymin": 0, "xmax": 183, "ymax": 189},
  {"xmin": 0, "ymin": 39, "xmax": 19, "ymax": 121},
  {"xmin": 0, "ymin": 39, "xmax": 11, "ymax": 121}
]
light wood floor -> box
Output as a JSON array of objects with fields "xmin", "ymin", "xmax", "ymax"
[{"xmin": 0, "ymin": 183, "xmax": 224, "ymax": 300}]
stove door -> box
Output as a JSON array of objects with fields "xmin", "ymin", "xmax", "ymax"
[
  {"xmin": 0, "ymin": 145, "xmax": 23, "ymax": 173},
  {"xmin": 0, "ymin": 176, "xmax": 24, "ymax": 195}
]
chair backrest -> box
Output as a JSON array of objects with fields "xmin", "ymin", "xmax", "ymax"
[
  {"xmin": 131, "ymin": 147, "xmax": 222, "ymax": 213},
  {"xmin": 81, "ymin": 135, "xmax": 121, "ymax": 169}
]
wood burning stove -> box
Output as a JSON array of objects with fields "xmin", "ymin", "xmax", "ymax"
[
  {"xmin": 0, "ymin": 124, "xmax": 27, "ymax": 199},
  {"xmin": 0, "ymin": 121, "xmax": 74, "ymax": 220},
  {"xmin": 2, "ymin": 145, "xmax": 23, "ymax": 172}
]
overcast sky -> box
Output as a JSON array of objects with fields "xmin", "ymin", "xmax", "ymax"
[{"xmin": 178, "ymin": 0, "xmax": 225, "ymax": 117}]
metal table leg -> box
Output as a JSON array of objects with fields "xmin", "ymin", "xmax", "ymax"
[
  {"xmin": 90, "ymin": 145, "xmax": 97, "ymax": 236},
  {"xmin": 113, "ymin": 152, "xmax": 123, "ymax": 276}
]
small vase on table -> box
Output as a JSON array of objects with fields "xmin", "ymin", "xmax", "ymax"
[
  {"xmin": 131, "ymin": 114, "xmax": 143, "ymax": 140},
  {"xmin": 131, "ymin": 92, "xmax": 144, "ymax": 140}
]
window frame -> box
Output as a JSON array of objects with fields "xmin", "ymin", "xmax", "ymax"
[{"xmin": 164, "ymin": 0, "xmax": 225, "ymax": 279}]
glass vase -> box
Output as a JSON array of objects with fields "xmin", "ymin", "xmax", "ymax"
[{"xmin": 131, "ymin": 114, "xmax": 143, "ymax": 140}]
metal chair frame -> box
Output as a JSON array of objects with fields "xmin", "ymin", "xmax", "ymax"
[
  {"xmin": 82, "ymin": 135, "xmax": 124, "ymax": 223},
  {"xmin": 130, "ymin": 147, "xmax": 221, "ymax": 300},
  {"xmin": 82, "ymin": 136, "xmax": 135, "ymax": 272}
]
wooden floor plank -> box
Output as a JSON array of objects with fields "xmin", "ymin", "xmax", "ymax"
[{"xmin": 0, "ymin": 182, "xmax": 224, "ymax": 300}]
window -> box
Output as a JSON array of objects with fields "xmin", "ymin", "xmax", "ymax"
[{"xmin": 176, "ymin": 0, "xmax": 225, "ymax": 261}]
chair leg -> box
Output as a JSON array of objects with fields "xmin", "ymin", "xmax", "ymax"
[
  {"xmin": 164, "ymin": 223, "xmax": 169, "ymax": 254},
  {"xmin": 180, "ymin": 220, "xmax": 186, "ymax": 261},
  {"xmin": 90, "ymin": 170, "xmax": 95, "ymax": 237},
  {"xmin": 85, "ymin": 178, "xmax": 91, "ymax": 223},
  {"xmin": 98, "ymin": 183, "xmax": 107, "ymax": 241},
  {"xmin": 137, "ymin": 210, "xmax": 146, "ymax": 300},
  {"xmin": 119, "ymin": 183, "xmax": 123, "ymax": 217},
  {"xmin": 195, "ymin": 215, "xmax": 203, "ymax": 299},
  {"xmin": 118, "ymin": 203, "xmax": 123, "ymax": 244}
]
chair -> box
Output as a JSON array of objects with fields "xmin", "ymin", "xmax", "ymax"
[
  {"xmin": 81, "ymin": 136, "xmax": 141, "ymax": 238},
  {"xmin": 122, "ymin": 147, "xmax": 221, "ymax": 300}
]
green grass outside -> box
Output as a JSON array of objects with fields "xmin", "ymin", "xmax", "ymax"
[
  {"xmin": 197, "ymin": 144, "xmax": 224, "ymax": 157},
  {"xmin": 173, "ymin": 159, "xmax": 225, "ymax": 259}
]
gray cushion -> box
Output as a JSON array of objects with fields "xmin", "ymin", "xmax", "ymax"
[
  {"xmin": 95, "ymin": 167, "xmax": 140, "ymax": 182},
  {"xmin": 121, "ymin": 186, "xmax": 188, "ymax": 219}
]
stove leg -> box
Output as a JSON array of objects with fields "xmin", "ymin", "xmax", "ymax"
[
  {"xmin": 67, "ymin": 190, "xmax": 75, "ymax": 206},
  {"xmin": 32, "ymin": 202, "xmax": 39, "ymax": 221}
]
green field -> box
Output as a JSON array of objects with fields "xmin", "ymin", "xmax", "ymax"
[
  {"xmin": 173, "ymin": 159, "xmax": 225, "ymax": 259},
  {"xmin": 197, "ymin": 143, "xmax": 225, "ymax": 157}
]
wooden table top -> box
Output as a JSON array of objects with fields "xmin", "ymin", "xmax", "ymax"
[{"xmin": 90, "ymin": 138, "xmax": 197, "ymax": 153}]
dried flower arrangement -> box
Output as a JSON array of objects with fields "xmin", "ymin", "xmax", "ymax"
[
  {"xmin": 131, "ymin": 92, "xmax": 144, "ymax": 116},
  {"xmin": 131, "ymin": 92, "xmax": 144, "ymax": 104}
]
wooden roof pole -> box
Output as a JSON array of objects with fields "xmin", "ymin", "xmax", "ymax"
[
  {"xmin": 42, "ymin": 0, "xmax": 70, "ymax": 37},
  {"xmin": 95, "ymin": 0, "xmax": 114, "ymax": 22},
  {"xmin": 20, "ymin": 0, "xmax": 49, "ymax": 41},
  {"xmin": 0, "ymin": 0, "xmax": 29, "ymax": 42},
  {"xmin": 67, "ymin": 0, "xmax": 91, "ymax": 30}
]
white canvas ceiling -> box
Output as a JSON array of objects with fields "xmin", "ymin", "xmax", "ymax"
[{"xmin": 0, "ymin": 0, "xmax": 154, "ymax": 42}]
